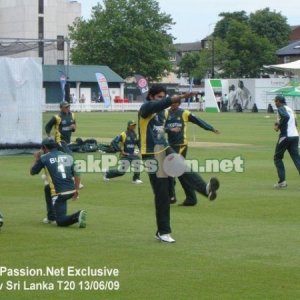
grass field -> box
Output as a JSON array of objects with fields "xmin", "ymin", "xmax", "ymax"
[{"xmin": 1, "ymin": 111, "xmax": 300, "ymax": 300}]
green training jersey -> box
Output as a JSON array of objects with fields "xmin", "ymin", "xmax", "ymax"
[
  {"xmin": 165, "ymin": 108, "xmax": 214, "ymax": 146},
  {"xmin": 45, "ymin": 112, "xmax": 75, "ymax": 144}
]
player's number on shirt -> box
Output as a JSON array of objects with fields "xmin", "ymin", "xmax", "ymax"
[{"xmin": 58, "ymin": 162, "xmax": 66, "ymax": 179}]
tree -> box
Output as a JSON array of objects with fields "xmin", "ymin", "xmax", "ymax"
[
  {"xmin": 217, "ymin": 20, "xmax": 276, "ymax": 77},
  {"xmin": 249, "ymin": 8, "xmax": 291, "ymax": 48},
  {"xmin": 196, "ymin": 48, "xmax": 212, "ymax": 79},
  {"xmin": 194, "ymin": 37, "xmax": 237, "ymax": 79},
  {"xmin": 68, "ymin": 0, "xmax": 175, "ymax": 80},
  {"xmin": 214, "ymin": 11, "xmax": 249, "ymax": 39},
  {"xmin": 209, "ymin": 8, "xmax": 289, "ymax": 77},
  {"xmin": 176, "ymin": 52, "xmax": 200, "ymax": 81}
]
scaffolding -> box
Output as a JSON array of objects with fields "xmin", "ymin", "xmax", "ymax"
[{"xmin": 0, "ymin": 37, "xmax": 70, "ymax": 75}]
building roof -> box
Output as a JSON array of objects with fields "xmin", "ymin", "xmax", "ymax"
[
  {"xmin": 43, "ymin": 65, "xmax": 124, "ymax": 82},
  {"xmin": 174, "ymin": 42, "xmax": 202, "ymax": 52},
  {"xmin": 276, "ymin": 40, "xmax": 300, "ymax": 56},
  {"xmin": 291, "ymin": 25, "xmax": 300, "ymax": 30}
]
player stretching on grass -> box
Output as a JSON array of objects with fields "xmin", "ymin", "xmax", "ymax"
[
  {"xmin": 165, "ymin": 101, "xmax": 220, "ymax": 206},
  {"xmin": 44, "ymin": 101, "xmax": 82, "ymax": 223},
  {"xmin": 30, "ymin": 138, "xmax": 86, "ymax": 228},
  {"xmin": 103, "ymin": 120, "xmax": 142, "ymax": 184},
  {"xmin": 138, "ymin": 85, "xmax": 220, "ymax": 243}
]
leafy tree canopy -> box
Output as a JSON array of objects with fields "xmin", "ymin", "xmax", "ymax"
[
  {"xmin": 68, "ymin": 0, "xmax": 175, "ymax": 80},
  {"xmin": 214, "ymin": 11, "xmax": 249, "ymax": 39},
  {"xmin": 209, "ymin": 8, "xmax": 289, "ymax": 77},
  {"xmin": 176, "ymin": 52, "xmax": 200, "ymax": 79},
  {"xmin": 217, "ymin": 20, "xmax": 276, "ymax": 77},
  {"xmin": 249, "ymin": 7, "xmax": 291, "ymax": 48}
]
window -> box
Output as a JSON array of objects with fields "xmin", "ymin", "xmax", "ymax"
[
  {"xmin": 38, "ymin": 17, "xmax": 44, "ymax": 39},
  {"xmin": 57, "ymin": 35, "xmax": 64, "ymax": 51},
  {"xmin": 57, "ymin": 60, "xmax": 64, "ymax": 65},
  {"xmin": 283, "ymin": 56, "xmax": 290, "ymax": 63},
  {"xmin": 39, "ymin": 0, "xmax": 44, "ymax": 14},
  {"xmin": 38, "ymin": 41, "xmax": 44, "ymax": 59}
]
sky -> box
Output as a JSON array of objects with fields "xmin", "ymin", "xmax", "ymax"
[{"xmin": 78, "ymin": 0, "xmax": 299, "ymax": 43}]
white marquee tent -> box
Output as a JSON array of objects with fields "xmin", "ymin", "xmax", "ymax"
[{"xmin": 264, "ymin": 60, "xmax": 300, "ymax": 76}]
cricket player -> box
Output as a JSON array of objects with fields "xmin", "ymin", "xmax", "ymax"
[
  {"xmin": 165, "ymin": 102, "xmax": 219, "ymax": 206},
  {"xmin": 138, "ymin": 85, "xmax": 220, "ymax": 243},
  {"xmin": 103, "ymin": 120, "xmax": 142, "ymax": 184},
  {"xmin": 30, "ymin": 138, "xmax": 86, "ymax": 228},
  {"xmin": 45, "ymin": 101, "xmax": 76, "ymax": 154},
  {"xmin": 273, "ymin": 95, "xmax": 300, "ymax": 188}
]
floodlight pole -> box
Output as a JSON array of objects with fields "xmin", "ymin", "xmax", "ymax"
[
  {"xmin": 208, "ymin": 23, "xmax": 216, "ymax": 79},
  {"xmin": 211, "ymin": 36, "xmax": 215, "ymax": 79},
  {"xmin": 65, "ymin": 38, "xmax": 70, "ymax": 78}
]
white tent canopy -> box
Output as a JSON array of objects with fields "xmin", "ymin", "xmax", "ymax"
[{"xmin": 264, "ymin": 60, "xmax": 300, "ymax": 76}]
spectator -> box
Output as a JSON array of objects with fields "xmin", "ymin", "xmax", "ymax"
[{"xmin": 79, "ymin": 94, "xmax": 86, "ymax": 103}]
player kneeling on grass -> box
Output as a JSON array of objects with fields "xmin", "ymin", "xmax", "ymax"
[
  {"xmin": 103, "ymin": 120, "xmax": 143, "ymax": 184},
  {"xmin": 30, "ymin": 138, "xmax": 86, "ymax": 228}
]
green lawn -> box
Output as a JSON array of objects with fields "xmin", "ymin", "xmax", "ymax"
[{"xmin": 0, "ymin": 111, "xmax": 300, "ymax": 300}]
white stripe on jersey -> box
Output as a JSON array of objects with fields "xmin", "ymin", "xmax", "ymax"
[{"xmin": 285, "ymin": 105, "xmax": 299, "ymax": 137}]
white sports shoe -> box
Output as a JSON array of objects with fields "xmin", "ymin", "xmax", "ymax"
[
  {"xmin": 273, "ymin": 181, "xmax": 287, "ymax": 188},
  {"xmin": 155, "ymin": 232, "xmax": 176, "ymax": 243},
  {"xmin": 43, "ymin": 218, "xmax": 56, "ymax": 225},
  {"xmin": 78, "ymin": 210, "xmax": 87, "ymax": 228},
  {"xmin": 132, "ymin": 179, "xmax": 143, "ymax": 184},
  {"xmin": 206, "ymin": 177, "xmax": 220, "ymax": 201}
]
